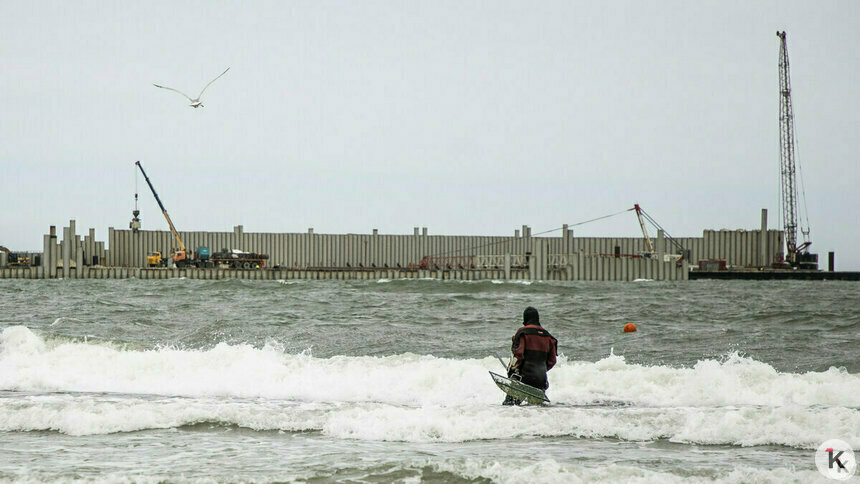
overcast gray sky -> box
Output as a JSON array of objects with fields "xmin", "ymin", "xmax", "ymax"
[{"xmin": 2, "ymin": 1, "xmax": 858, "ymax": 270}]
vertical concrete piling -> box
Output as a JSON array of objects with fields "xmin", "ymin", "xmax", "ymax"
[
  {"xmin": 76, "ymin": 247, "xmax": 83, "ymax": 278},
  {"xmin": 62, "ymin": 226, "xmax": 70, "ymax": 278},
  {"xmin": 51, "ymin": 228, "xmax": 59, "ymax": 278},
  {"xmin": 760, "ymin": 209, "xmax": 768, "ymax": 266},
  {"xmin": 42, "ymin": 234, "xmax": 51, "ymax": 274}
]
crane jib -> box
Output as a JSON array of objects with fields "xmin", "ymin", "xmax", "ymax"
[
  {"xmin": 134, "ymin": 161, "xmax": 187, "ymax": 255},
  {"xmin": 135, "ymin": 161, "xmax": 168, "ymax": 214}
]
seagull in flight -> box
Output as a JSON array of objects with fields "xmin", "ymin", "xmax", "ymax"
[{"xmin": 154, "ymin": 67, "xmax": 230, "ymax": 108}]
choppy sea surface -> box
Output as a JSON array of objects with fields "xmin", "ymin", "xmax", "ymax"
[{"xmin": 0, "ymin": 278, "xmax": 857, "ymax": 483}]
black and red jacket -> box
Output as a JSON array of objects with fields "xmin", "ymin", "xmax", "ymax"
[{"xmin": 511, "ymin": 324, "xmax": 558, "ymax": 389}]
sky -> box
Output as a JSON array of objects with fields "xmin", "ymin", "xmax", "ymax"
[{"xmin": 2, "ymin": 1, "xmax": 858, "ymax": 270}]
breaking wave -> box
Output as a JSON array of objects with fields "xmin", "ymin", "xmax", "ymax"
[{"xmin": 1, "ymin": 326, "xmax": 857, "ymax": 449}]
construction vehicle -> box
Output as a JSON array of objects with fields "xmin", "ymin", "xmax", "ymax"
[
  {"xmin": 197, "ymin": 248, "xmax": 269, "ymax": 269},
  {"xmin": 147, "ymin": 251, "xmax": 166, "ymax": 267},
  {"xmin": 7, "ymin": 254, "xmax": 32, "ymax": 266},
  {"xmin": 1, "ymin": 246, "xmax": 32, "ymax": 266},
  {"xmin": 134, "ymin": 161, "xmax": 270, "ymax": 269},
  {"xmin": 145, "ymin": 246, "xmax": 267, "ymax": 269},
  {"xmin": 776, "ymin": 32, "xmax": 817, "ymax": 269},
  {"xmin": 135, "ymin": 161, "xmax": 191, "ymax": 267}
]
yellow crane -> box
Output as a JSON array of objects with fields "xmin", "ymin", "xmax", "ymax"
[{"xmin": 134, "ymin": 161, "xmax": 189, "ymax": 267}]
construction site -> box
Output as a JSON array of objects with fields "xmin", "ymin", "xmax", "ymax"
[
  {"xmin": 2, "ymin": 202, "xmax": 848, "ymax": 281},
  {"xmin": 1, "ymin": 32, "xmax": 854, "ymax": 282}
]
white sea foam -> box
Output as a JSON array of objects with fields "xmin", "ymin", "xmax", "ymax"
[
  {"xmin": 428, "ymin": 459, "xmax": 827, "ymax": 484},
  {"xmin": 553, "ymin": 350, "xmax": 859, "ymax": 408},
  {"xmin": 0, "ymin": 394, "xmax": 328, "ymax": 436},
  {"xmin": 3, "ymin": 459, "xmax": 827, "ymax": 484},
  {"xmin": 490, "ymin": 279, "xmax": 534, "ymax": 285},
  {"xmin": 1, "ymin": 326, "xmax": 857, "ymax": 449},
  {"xmin": 320, "ymin": 402, "xmax": 859, "ymax": 448}
]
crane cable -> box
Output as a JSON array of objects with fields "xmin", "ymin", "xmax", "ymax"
[
  {"xmin": 430, "ymin": 208, "xmax": 634, "ymax": 257},
  {"xmin": 794, "ymin": 122, "xmax": 812, "ymax": 243},
  {"xmin": 776, "ymin": 135, "xmax": 784, "ymax": 249},
  {"xmin": 530, "ymin": 208, "xmax": 634, "ymax": 238},
  {"xmin": 635, "ymin": 206, "xmax": 686, "ymax": 254}
]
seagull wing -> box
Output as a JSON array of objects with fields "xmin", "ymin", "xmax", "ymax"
[
  {"xmin": 153, "ymin": 84, "xmax": 195, "ymax": 102},
  {"xmin": 197, "ymin": 67, "xmax": 230, "ymax": 99}
]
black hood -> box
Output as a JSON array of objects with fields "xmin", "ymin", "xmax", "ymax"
[{"xmin": 523, "ymin": 306, "xmax": 540, "ymax": 325}]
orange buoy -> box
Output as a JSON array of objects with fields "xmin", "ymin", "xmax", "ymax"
[{"xmin": 623, "ymin": 323, "xmax": 637, "ymax": 333}]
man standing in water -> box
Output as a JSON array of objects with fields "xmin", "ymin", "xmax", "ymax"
[{"xmin": 503, "ymin": 307, "xmax": 558, "ymax": 405}]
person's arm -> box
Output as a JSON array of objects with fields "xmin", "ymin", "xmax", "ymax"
[
  {"xmin": 546, "ymin": 338, "xmax": 557, "ymax": 370},
  {"xmin": 511, "ymin": 331, "xmax": 525, "ymax": 369}
]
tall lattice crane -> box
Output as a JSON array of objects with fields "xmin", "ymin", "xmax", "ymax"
[{"xmin": 776, "ymin": 31, "xmax": 812, "ymax": 265}]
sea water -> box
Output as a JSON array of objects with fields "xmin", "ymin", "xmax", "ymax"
[{"xmin": 0, "ymin": 278, "xmax": 857, "ymax": 483}]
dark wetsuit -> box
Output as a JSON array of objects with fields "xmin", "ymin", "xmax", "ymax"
[{"xmin": 510, "ymin": 324, "xmax": 557, "ymax": 390}]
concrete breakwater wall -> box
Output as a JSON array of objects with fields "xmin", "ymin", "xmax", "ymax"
[
  {"xmin": 101, "ymin": 209, "xmax": 781, "ymax": 272},
  {"xmin": 103, "ymin": 225, "xmax": 781, "ymax": 271},
  {"xmin": 1, "ymin": 209, "xmax": 781, "ymax": 281},
  {"xmin": 0, "ymin": 254, "xmax": 688, "ymax": 281}
]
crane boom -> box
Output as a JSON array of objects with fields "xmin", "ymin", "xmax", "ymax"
[
  {"xmin": 134, "ymin": 161, "xmax": 187, "ymax": 254},
  {"xmin": 633, "ymin": 204, "xmax": 655, "ymax": 255},
  {"xmin": 776, "ymin": 31, "xmax": 811, "ymax": 263}
]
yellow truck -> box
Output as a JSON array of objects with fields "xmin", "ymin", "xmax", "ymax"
[{"xmin": 147, "ymin": 251, "xmax": 166, "ymax": 267}]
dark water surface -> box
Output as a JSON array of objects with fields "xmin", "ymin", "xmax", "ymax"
[{"xmin": 5, "ymin": 278, "xmax": 856, "ymax": 371}]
